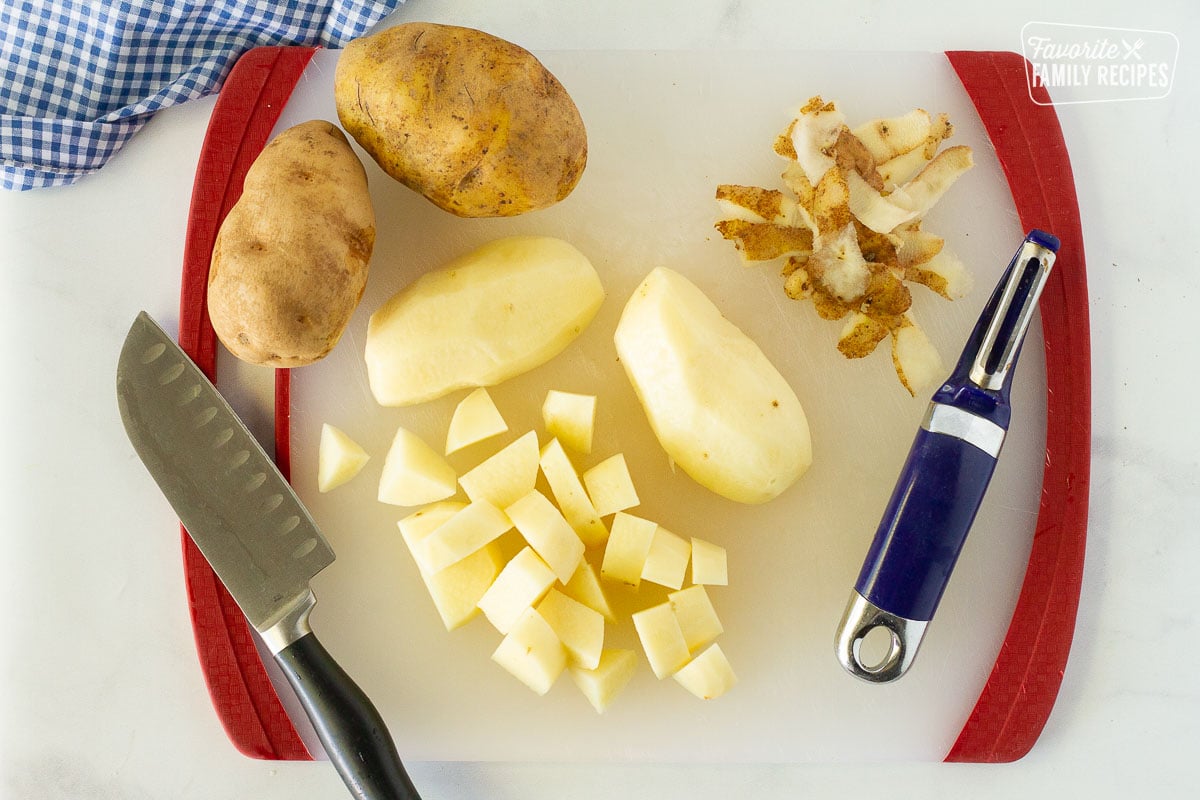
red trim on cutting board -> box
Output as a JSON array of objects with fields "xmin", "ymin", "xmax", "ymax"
[
  {"xmin": 177, "ymin": 45, "xmax": 317, "ymax": 761},
  {"xmin": 177, "ymin": 46, "xmax": 1090, "ymax": 764},
  {"xmin": 943, "ymin": 51, "xmax": 1091, "ymax": 763}
]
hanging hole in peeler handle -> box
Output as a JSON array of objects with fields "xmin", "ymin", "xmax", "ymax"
[
  {"xmin": 857, "ymin": 625, "xmax": 898, "ymax": 671},
  {"xmin": 835, "ymin": 591, "xmax": 929, "ymax": 683}
]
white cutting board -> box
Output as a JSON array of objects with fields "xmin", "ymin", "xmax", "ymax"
[{"xmin": 242, "ymin": 48, "xmax": 1044, "ymax": 762}]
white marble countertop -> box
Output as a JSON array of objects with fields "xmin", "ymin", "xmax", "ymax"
[{"xmin": 2, "ymin": 0, "xmax": 1197, "ymax": 797}]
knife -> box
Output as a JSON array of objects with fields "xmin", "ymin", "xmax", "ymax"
[
  {"xmin": 835, "ymin": 230, "xmax": 1060, "ymax": 682},
  {"xmin": 117, "ymin": 311, "xmax": 422, "ymax": 800}
]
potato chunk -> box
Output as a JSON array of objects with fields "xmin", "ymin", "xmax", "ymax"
[
  {"xmin": 377, "ymin": 426, "xmax": 457, "ymax": 507},
  {"xmin": 569, "ymin": 648, "xmax": 637, "ymax": 713},
  {"xmin": 537, "ymin": 589, "xmax": 604, "ymax": 670},
  {"xmin": 505, "ymin": 489, "xmax": 585, "ymax": 584},
  {"xmin": 541, "ymin": 390, "xmax": 596, "ymax": 454},
  {"xmin": 600, "ymin": 513, "xmax": 658, "ymax": 588},
  {"xmin": 445, "ymin": 388, "xmax": 508, "ymax": 455},
  {"xmin": 317, "ymin": 424, "xmax": 369, "ymax": 493},
  {"xmin": 539, "ymin": 439, "xmax": 609, "ymax": 547},
  {"xmin": 398, "ymin": 502, "xmax": 503, "ymax": 631},
  {"xmin": 459, "ymin": 431, "xmax": 540, "ymax": 510},
  {"xmin": 414, "ymin": 501, "xmax": 513, "ymax": 574},
  {"xmin": 689, "ymin": 538, "xmax": 727, "ymax": 586},
  {"xmin": 668, "ymin": 586, "xmax": 724, "ymax": 653},
  {"xmin": 631, "ymin": 602, "xmax": 691, "ymax": 679},
  {"xmin": 477, "ymin": 547, "xmax": 557, "ymax": 634},
  {"xmin": 581, "ymin": 454, "xmax": 640, "ymax": 517},
  {"xmin": 491, "ymin": 608, "xmax": 566, "ymax": 695},
  {"xmin": 641, "ymin": 527, "xmax": 691, "ymax": 590},
  {"xmin": 673, "ymin": 643, "xmax": 737, "ymax": 700}
]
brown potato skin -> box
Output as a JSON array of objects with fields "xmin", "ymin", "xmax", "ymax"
[
  {"xmin": 208, "ymin": 120, "xmax": 375, "ymax": 367},
  {"xmin": 334, "ymin": 23, "xmax": 587, "ymax": 217}
]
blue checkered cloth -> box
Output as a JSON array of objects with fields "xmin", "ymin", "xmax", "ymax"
[{"xmin": 0, "ymin": 1, "xmax": 402, "ymax": 191}]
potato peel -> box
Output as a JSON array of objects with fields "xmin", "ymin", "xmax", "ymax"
[
  {"xmin": 891, "ymin": 315, "xmax": 945, "ymax": 396},
  {"xmin": 715, "ymin": 184, "xmax": 799, "ymax": 225},
  {"xmin": 714, "ymin": 218, "xmax": 813, "ymax": 262},
  {"xmin": 714, "ymin": 96, "xmax": 972, "ymax": 392},
  {"xmin": 851, "ymin": 108, "xmax": 933, "ymax": 163},
  {"xmin": 838, "ymin": 312, "xmax": 890, "ymax": 359}
]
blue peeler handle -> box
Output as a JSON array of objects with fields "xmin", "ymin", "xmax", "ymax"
[{"xmin": 835, "ymin": 230, "xmax": 1059, "ymax": 683}]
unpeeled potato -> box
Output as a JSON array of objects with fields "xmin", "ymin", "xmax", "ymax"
[
  {"xmin": 208, "ymin": 120, "xmax": 374, "ymax": 367},
  {"xmin": 334, "ymin": 22, "xmax": 587, "ymax": 218}
]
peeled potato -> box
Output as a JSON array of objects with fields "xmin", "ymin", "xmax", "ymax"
[
  {"xmin": 614, "ymin": 267, "xmax": 812, "ymax": 504},
  {"xmin": 365, "ymin": 236, "xmax": 604, "ymax": 406}
]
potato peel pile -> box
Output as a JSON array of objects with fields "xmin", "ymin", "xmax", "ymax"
[{"xmin": 715, "ymin": 96, "xmax": 975, "ymax": 394}]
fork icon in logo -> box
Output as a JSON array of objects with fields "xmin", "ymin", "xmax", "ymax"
[{"xmin": 1122, "ymin": 38, "xmax": 1145, "ymax": 60}]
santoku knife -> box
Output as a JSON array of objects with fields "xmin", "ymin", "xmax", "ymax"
[{"xmin": 117, "ymin": 311, "xmax": 422, "ymax": 800}]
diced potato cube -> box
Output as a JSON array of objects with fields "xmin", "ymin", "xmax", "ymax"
[
  {"xmin": 418, "ymin": 545, "xmax": 505, "ymax": 630},
  {"xmin": 459, "ymin": 431, "xmax": 539, "ymax": 508},
  {"xmin": 641, "ymin": 527, "xmax": 690, "ymax": 590},
  {"xmin": 491, "ymin": 607, "xmax": 566, "ymax": 695},
  {"xmin": 415, "ymin": 500, "xmax": 512, "ymax": 574},
  {"xmin": 477, "ymin": 547, "xmax": 557, "ymax": 634},
  {"xmin": 378, "ymin": 426, "xmax": 457, "ymax": 507},
  {"xmin": 668, "ymin": 585, "xmax": 724, "ymax": 652},
  {"xmin": 445, "ymin": 388, "xmax": 508, "ymax": 454},
  {"xmin": 562, "ymin": 560, "xmax": 615, "ymax": 622},
  {"xmin": 672, "ymin": 643, "xmax": 737, "ymax": 700},
  {"xmin": 450, "ymin": 543, "xmax": 505, "ymax": 601},
  {"xmin": 582, "ymin": 453, "xmax": 640, "ymax": 517},
  {"xmin": 600, "ymin": 512, "xmax": 657, "ymax": 587},
  {"xmin": 537, "ymin": 589, "xmax": 604, "ymax": 669},
  {"xmin": 317, "ymin": 424, "xmax": 370, "ymax": 493},
  {"xmin": 397, "ymin": 502, "xmax": 502, "ymax": 631},
  {"xmin": 541, "ymin": 390, "xmax": 596, "ymax": 454},
  {"xmin": 569, "ymin": 648, "xmax": 637, "ymax": 713},
  {"xmin": 632, "ymin": 602, "xmax": 691, "ymax": 679},
  {"xmin": 504, "ymin": 490, "xmax": 585, "ymax": 583},
  {"xmin": 397, "ymin": 501, "xmax": 466, "ymax": 542},
  {"xmin": 689, "ymin": 537, "xmax": 728, "ymax": 586},
  {"xmin": 539, "ymin": 438, "xmax": 608, "ymax": 546}
]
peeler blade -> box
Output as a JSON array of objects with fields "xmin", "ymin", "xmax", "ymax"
[{"xmin": 967, "ymin": 233, "xmax": 1059, "ymax": 390}]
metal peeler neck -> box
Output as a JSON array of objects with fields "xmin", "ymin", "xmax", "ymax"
[{"xmin": 965, "ymin": 237, "xmax": 1058, "ymax": 392}]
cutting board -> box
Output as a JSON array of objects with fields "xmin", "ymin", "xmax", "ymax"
[{"xmin": 178, "ymin": 46, "xmax": 1090, "ymax": 764}]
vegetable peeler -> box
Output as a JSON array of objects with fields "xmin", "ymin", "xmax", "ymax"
[{"xmin": 835, "ymin": 230, "xmax": 1060, "ymax": 683}]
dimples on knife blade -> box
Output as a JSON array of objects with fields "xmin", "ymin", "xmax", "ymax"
[{"xmin": 116, "ymin": 312, "xmax": 332, "ymax": 631}]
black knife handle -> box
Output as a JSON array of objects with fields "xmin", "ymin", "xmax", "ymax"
[{"xmin": 275, "ymin": 632, "xmax": 422, "ymax": 800}]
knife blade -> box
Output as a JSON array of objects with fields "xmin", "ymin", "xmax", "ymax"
[{"xmin": 117, "ymin": 311, "xmax": 421, "ymax": 800}]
